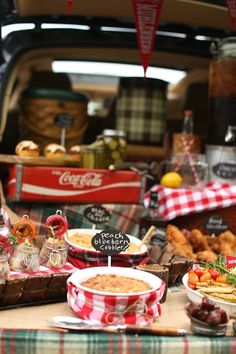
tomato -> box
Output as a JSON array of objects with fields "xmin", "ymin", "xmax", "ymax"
[
  {"xmin": 199, "ymin": 271, "xmax": 211, "ymax": 282},
  {"xmin": 208, "ymin": 268, "xmax": 220, "ymax": 280},
  {"xmin": 215, "ymin": 274, "xmax": 228, "ymax": 283},
  {"xmin": 194, "ymin": 267, "xmax": 205, "ymax": 278},
  {"xmin": 188, "ymin": 271, "xmax": 199, "ymax": 289}
]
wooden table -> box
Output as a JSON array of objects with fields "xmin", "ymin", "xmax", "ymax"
[{"xmin": 0, "ymin": 286, "xmax": 234, "ymax": 354}]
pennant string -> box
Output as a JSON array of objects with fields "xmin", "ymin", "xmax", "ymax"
[
  {"xmin": 66, "ymin": 0, "xmax": 74, "ymax": 14},
  {"xmin": 225, "ymin": 0, "xmax": 236, "ymax": 31}
]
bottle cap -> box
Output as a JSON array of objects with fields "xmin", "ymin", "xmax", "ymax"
[{"xmin": 184, "ymin": 110, "xmax": 193, "ymax": 117}]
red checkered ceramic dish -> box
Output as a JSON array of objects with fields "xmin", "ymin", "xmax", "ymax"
[{"xmin": 67, "ymin": 266, "xmax": 165, "ymax": 325}]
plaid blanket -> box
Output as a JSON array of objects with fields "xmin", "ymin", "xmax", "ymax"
[
  {"xmin": 7, "ymin": 201, "xmax": 150, "ymax": 237},
  {"xmin": 144, "ymin": 182, "xmax": 236, "ymax": 221},
  {"xmin": 116, "ymin": 78, "xmax": 167, "ymax": 144},
  {"xmin": 0, "ymin": 330, "xmax": 235, "ymax": 354},
  {"xmin": 68, "ymin": 246, "xmax": 148, "ymax": 269}
]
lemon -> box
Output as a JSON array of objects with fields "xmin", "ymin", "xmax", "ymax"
[{"xmin": 160, "ymin": 172, "xmax": 182, "ymax": 188}]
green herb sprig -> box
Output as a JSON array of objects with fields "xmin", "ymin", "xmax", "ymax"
[{"xmin": 200, "ymin": 255, "xmax": 236, "ymax": 287}]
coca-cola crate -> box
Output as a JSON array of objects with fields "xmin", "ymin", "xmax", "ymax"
[{"xmin": 6, "ymin": 164, "xmax": 146, "ymax": 204}]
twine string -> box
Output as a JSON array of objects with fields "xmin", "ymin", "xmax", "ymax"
[
  {"xmin": 22, "ymin": 253, "xmax": 36, "ymax": 270},
  {"xmin": 49, "ymin": 249, "xmax": 61, "ymax": 266},
  {"xmin": 74, "ymin": 292, "xmax": 153, "ymax": 325}
]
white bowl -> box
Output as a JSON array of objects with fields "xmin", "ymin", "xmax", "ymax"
[
  {"xmin": 68, "ymin": 266, "xmax": 163, "ymax": 296},
  {"xmin": 65, "ymin": 228, "xmax": 147, "ymax": 255},
  {"xmin": 182, "ymin": 273, "xmax": 236, "ymax": 315}
]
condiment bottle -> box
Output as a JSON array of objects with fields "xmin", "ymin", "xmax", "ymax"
[{"xmin": 182, "ymin": 110, "xmax": 193, "ymax": 135}]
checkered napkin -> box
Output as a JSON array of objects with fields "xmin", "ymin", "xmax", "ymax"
[
  {"xmin": 67, "ymin": 279, "xmax": 164, "ymax": 325},
  {"xmin": 8, "ymin": 262, "xmax": 77, "ymax": 279},
  {"xmin": 68, "ymin": 247, "xmax": 149, "ymax": 269},
  {"xmin": 144, "ymin": 182, "xmax": 236, "ymax": 221}
]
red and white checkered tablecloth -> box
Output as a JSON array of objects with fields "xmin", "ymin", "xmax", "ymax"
[
  {"xmin": 8, "ymin": 262, "xmax": 77, "ymax": 279},
  {"xmin": 144, "ymin": 182, "xmax": 236, "ymax": 221}
]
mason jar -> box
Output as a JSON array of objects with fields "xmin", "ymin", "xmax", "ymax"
[
  {"xmin": 208, "ymin": 37, "xmax": 236, "ymax": 145},
  {"xmin": 101, "ymin": 129, "xmax": 127, "ymax": 167},
  {"xmin": 40, "ymin": 238, "xmax": 68, "ymax": 269},
  {"xmin": 10, "ymin": 243, "xmax": 40, "ymax": 273},
  {"xmin": 0, "ymin": 254, "xmax": 10, "ymax": 279},
  {"xmin": 80, "ymin": 145, "xmax": 106, "ymax": 169}
]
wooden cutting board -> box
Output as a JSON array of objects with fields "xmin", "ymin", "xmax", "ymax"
[{"xmin": 0, "ymin": 154, "xmax": 80, "ymax": 167}]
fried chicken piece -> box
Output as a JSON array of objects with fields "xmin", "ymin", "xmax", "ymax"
[
  {"xmin": 195, "ymin": 250, "xmax": 218, "ymax": 262},
  {"xmin": 166, "ymin": 224, "xmax": 189, "ymax": 246},
  {"xmin": 189, "ymin": 229, "xmax": 210, "ymax": 252},
  {"xmin": 166, "ymin": 224, "xmax": 195, "ymax": 259},
  {"xmin": 217, "ymin": 230, "xmax": 236, "ymax": 256}
]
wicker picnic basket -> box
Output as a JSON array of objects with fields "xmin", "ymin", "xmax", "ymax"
[{"xmin": 20, "ymin": 88, "xmax": 89, "ymax": 152}]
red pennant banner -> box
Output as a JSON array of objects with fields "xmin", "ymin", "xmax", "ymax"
[
  {"xmin": 66, "ymin": 0, "xmax": 74, "ymax": 14},
  {"xmin": 225, "ymin": 0, "xmax": 236, "ymax": 31},
  {"xmin": 226, "ymin": 255, "xmax": 236, "ymax": 268},
  {"xmin": 132, "ymin": 0, "xmax": 164, "ymax": 77}
]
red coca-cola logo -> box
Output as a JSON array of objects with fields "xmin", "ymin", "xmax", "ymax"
[{"xmin": 59, "ymin": 172, "xmax": 103, "ymax": 188}]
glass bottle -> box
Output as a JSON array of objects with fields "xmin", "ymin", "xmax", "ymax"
[{"xmin": 182, "ymin": 110, "xmax": 193, "ymax": 135}]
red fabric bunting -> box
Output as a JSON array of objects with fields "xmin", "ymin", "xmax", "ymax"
[
  {"xmin": 66, "ymin": 0, "xmax": 74, "ymax": 14},
  {"xmin": 225, "ymin": 0, "xmax": 236, "ymax": 31},
  {"xmin": 226, "ymin": 255, "xmax": 236, "ymax": 268},
  {"xmin": 132, "ymin": 0, "xmax": 164, "ymax": 77}
]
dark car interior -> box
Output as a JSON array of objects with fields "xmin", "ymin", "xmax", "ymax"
[{"xmin": 0, "ymin": 0, "xmax": 234, "ymax": 161}]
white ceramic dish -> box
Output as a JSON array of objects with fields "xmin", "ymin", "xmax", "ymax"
[
  {"xmin": 182, "ymin": 273, "xmax": 236, "ymax": 315},
  {"xmin": 65, "ymin": 228, "xmax": 147, "ymax": 255},
  {"xmin": 68, "ymin": 266, "xmax": 162, "ymax": 296}
]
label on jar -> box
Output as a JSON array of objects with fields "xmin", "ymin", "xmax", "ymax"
[{"xmin": 212, "ymin": 162, "xmax": 236, "ymax": 180}]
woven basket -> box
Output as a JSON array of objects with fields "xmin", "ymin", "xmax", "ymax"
[{"xmin": 20, "ymin": 88, "xmax": 88, "ymax": 151}]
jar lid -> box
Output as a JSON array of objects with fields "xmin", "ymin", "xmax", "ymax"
[
  {"xmin": 103, "ymin": 129, "xmax": 126, "ymax": 138},
  {"xmin": 214, "ymin": 37, "xmax": 236, "ymax": 57}
]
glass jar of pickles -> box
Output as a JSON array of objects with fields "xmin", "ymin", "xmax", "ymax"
[
  {"xmin": 80, "ymin": 145, "xmax": 106, "ymax": 169},
  {"xmin": 101, "ymin": 129, "xmax": 127, "ymax": 167}
]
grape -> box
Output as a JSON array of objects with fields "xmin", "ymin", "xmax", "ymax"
[{"xmin": 201, "ymin": 296, "xmax": 215, "ymax": 311}]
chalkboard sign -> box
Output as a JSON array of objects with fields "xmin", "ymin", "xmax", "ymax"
[
  {"xmin": 149, "ymin": 228, "xmax": 167, "ymax": 247},
  {"xmin": 91, "ymin": 228, "xmax": 130, "ymax": 256},
  {"xmin": 212, "ymin": 163, "xmax": 236, "ymax": 180},
  {"xmin": 54, "ymin": 113, "xmax": 74, "ymax": 129},
  {"xmin": 83, "ymin": 205, "xmax": 111, "ymax": 224},
  {"xmin": 204, "ymin": 215, "xmax": 228, "ymax": 236}
]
